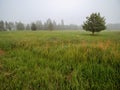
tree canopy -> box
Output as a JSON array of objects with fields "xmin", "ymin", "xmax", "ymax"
[
  {"xmin": 0, "ymin": 21, "xmax": 5, "ymax": 31},
  {"xmin": 31, "ymin": 23, "xmax": 37, "ymax": 31},
  {"xmin": 82, "ymin": 13, "xmax": 106, "ymax": 34},
  {"xmin": 0, "ymin": 19, "xmax": 81, "ymax": 31}
]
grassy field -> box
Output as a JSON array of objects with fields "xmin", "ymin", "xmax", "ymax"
[{"xmin": 0, "ymin": 30, "xmax": 120, "ymax": 90}]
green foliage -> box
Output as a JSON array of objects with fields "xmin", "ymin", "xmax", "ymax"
[
  {"xmin": 0, "ymin": 20, "xmax": 5, "ymax": 31},
  {"xmin": 0, "ymin": 30, "xmax": 120, "ymax": 89},
  {"xmin": 46, "ymin": 19, "xmax": 54, "ymax": 30},
  {"xmin": 16, "ymin": 22, "xmax": 25, "ymax": 30},
  {"xmin": 31, "ymin": 23, "xmax": 37, "ymax": 31},
  {"xmin": 26, "ymin": 24, "xmax": 31, "ymax": 30},
  {"xmin": 48, "ymin": 22, "xmax": 54, "ymax": 30},
  {"xmin": 6, "ymin": 22, "xmax": 15, "ymax": 31},
  {"xmin": 82, "ymin": 13, "xmax": 106, "ymax": 34}
]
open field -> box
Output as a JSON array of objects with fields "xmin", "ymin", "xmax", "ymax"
[{"xmin": 0, "ymin": 30, "xmax": 120, "ymax": 90}]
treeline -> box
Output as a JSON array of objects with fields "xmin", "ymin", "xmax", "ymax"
[
  {"xmin": 0, "ymin": 19, "xmax": 81, "ymax": 31},
  {"xmin": 107, "ymin": 23, "xmax": 120, "ymax": 30}
]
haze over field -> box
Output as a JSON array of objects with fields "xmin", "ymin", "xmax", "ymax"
[
  {"xmin": 0, "ymin": 0, "xmax": 120, "ymax": 24},
  {"xmin": 0, "ymin": 0, "xmax": 120, "ymax": 89}
]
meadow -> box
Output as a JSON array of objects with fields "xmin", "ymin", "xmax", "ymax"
[{"xmin": 0, "ymin": 30, "xmax": 120, "ymax": 90}]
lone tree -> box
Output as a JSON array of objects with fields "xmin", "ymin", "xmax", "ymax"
[{"xmin": 82, "ymin": 13, "xmax": 106, "ymax": 35}]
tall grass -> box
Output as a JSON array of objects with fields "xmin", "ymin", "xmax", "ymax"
[{"xmin": 0, "ymin": 30, "xmax": 120, "ymax": 90}]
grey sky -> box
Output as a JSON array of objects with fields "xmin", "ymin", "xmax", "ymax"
[{"xmin": 0, "ymin": 0, "xmax": 120, "ymax": 25}]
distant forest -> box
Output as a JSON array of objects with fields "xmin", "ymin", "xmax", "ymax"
[
  {"xmin": 107, "ymin": 23, "xmax": 120, "ymax": 30},
  {"xmin": 0, "ymin": 19, "xmax": 81, "ymax": 31},
  {"xmin": 0, "ymin": 19, "xmax": 120, "ymax": 31}
]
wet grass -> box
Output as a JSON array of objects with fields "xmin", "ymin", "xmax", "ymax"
[{"xmin": 0, "ymin": 30, "xmax": 120, "ymax": 90}]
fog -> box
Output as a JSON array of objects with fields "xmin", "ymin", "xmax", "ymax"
[{"xmin": 0, "ymin": 0, "xmax": 120, "ymax": 25}]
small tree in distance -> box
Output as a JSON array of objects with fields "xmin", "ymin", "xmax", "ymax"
[
  {"xmin": 31, "ymin": 23, "xmax": 37, "ymax": 31},
  {"xmin": 82, "ymin": 13, "xmax": 106, "ymax": 35},
  {"xmin": 48, "ymin": 22, "xmax": 53, "ymax": 31}
]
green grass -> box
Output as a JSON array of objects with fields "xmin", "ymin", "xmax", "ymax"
[{"xmin": 0, "ymin": 30, "xmax": 120, "ymax": 90}]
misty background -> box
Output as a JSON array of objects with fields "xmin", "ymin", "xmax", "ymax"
[{"xmin": 0, "ymin": 0, "xmax": 120, "ymax": 25}]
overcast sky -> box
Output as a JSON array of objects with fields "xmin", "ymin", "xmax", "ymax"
[{"xmin": 0, "ymin": 0, "xmax": 120, "ymax": 25}]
